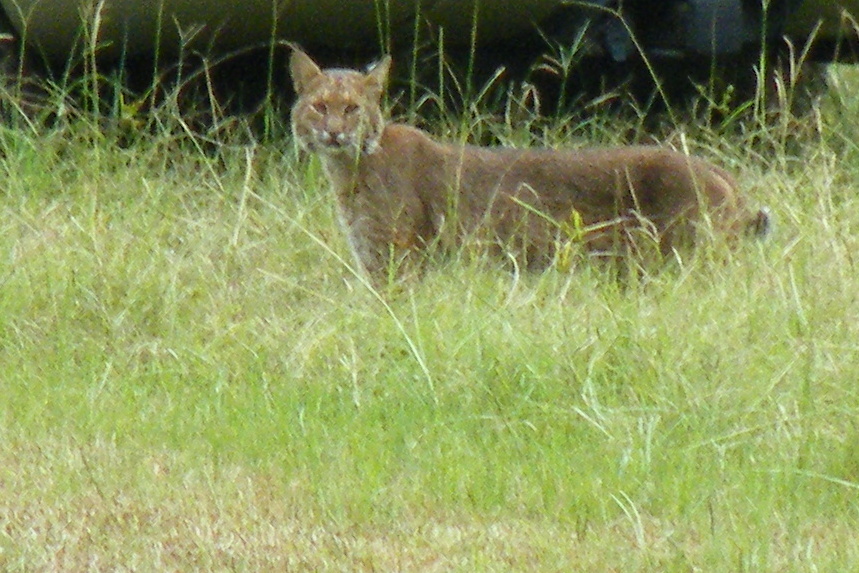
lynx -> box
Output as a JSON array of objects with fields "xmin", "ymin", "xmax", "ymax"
[{"xmin": 289, "ymin": 47, "xmax": 769, "ymax": 281}]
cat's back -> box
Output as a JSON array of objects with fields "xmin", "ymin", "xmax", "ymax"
[
  {"xmin": 377, "ymin": 123, "xmax": 439, "ymax": 150},
  {"xmin": 366, "ymin": 126, "xmax": 740, "ymax": 213},
  {"xmin": 521, "ymin": 144, "xmax": 739, "ymax": 199},
  {"xmin": 371, "ymin": 123, "xmax": 449, "ymax": 168}
]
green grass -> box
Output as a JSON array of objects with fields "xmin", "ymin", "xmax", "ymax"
[{"xmin": 2, "ymin": 65, "xmax": 859, "ymax": 571}]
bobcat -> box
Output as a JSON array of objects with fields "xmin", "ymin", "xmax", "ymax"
[{"xmin": 289, "ymin": 47, "xmax": 769, "ymax": 281}]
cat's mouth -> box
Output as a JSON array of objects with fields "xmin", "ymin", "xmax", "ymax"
[
  {"xmin": 312, "ymin": 130, "xmax": 359, "ymax": 153},
  {"xmin": 311, "ymin": 130, "xmax": 379, "ymax": 156},
  {"xmin": 318, "ymin": 132, "xmax": 350, "ymax": 148}
]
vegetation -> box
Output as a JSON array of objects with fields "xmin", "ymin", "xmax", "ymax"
[{"xmin": 1, "ymin": 56, "xmax": 859, "ymax": 571}]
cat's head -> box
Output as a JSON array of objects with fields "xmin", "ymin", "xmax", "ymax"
[{"xmin": 289, "ymin": 47, "xmax": 391, "ymax": 158}]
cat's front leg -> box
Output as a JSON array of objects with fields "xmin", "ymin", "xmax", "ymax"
[{"xmin": 336, "ymin": 207, "xmax": 411, "ymax": 284}]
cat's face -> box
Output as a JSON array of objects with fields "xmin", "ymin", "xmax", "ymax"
[{"xmin": 290, "ymin": 48, "xmax": 391, "ymax": 158}]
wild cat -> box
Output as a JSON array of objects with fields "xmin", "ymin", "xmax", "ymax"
[{"xmin": 289, "ymin": 46, "xmax": 769, "ymax": 282}]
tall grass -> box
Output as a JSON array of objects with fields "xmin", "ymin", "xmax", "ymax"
[{"xmin": 1, "ymin": 38, "xmax": 859, "ymax": 570}]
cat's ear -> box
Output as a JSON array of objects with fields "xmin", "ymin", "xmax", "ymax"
[
  {"xmin": 365, "ymin": 55, "xmax": 392, "ymax": 98},
  {"xmin": 289, "ymin": 45, "xmax": 323, "ymax": 95}
]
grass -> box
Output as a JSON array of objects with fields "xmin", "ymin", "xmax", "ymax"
[{"xmin": 1, "ymin": 60, "xmax": 859, "ymax": 571}]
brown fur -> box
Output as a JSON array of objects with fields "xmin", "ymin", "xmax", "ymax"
[{"xmin": 290, "ymin": 47, "xmax": 769, "ymax": 281}]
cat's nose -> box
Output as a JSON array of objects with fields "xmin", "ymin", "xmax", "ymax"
[
  {"xmin": 321, "ymin": 130, "xmax": 350, "ymax": 148},
  {"xmin": 321, "ymin": 130, "xmax": 339, "ymax": 146}
]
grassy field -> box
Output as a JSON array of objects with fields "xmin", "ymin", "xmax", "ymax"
[{"xmin": 1, "ymin": 62, "xmax": 859, "ymax": 571}]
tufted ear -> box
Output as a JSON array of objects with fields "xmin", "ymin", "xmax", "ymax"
[
  {"xmin": 289, "ymin": 45, "xmax": 324, "ymax": 95},
  {"xmin": 365, "ymin": 55, "xmax": 392, "ymax": 100}
]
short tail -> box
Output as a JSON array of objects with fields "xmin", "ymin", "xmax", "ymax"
[{"xmin": 748, "ymin": 207, "xmax": 772, "ymax": 239}]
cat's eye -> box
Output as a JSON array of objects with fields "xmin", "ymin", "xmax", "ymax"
[
  {"xmin": 344, "ymin": 104, "xmax": 360, "ymax": 114},
  {"xmin": 311, "ymin": 102, "xmax": 328, "ymax": 114}
]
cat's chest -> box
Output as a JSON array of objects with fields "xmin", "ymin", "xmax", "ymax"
[{"xmin": 326, "ymin": 157, "xmax": 408, "ymax": 201}]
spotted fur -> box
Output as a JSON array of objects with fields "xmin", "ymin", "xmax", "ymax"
[{"xmin": 289, "ymin": 47, "xmax": 770, "ymax": 282}]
